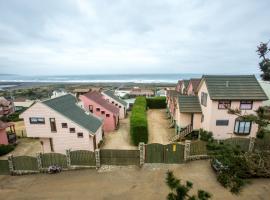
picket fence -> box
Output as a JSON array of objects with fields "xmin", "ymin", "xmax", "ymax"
[{"xmin": 0, "ymin": 137, "xmax": 264, "ymax": 176}]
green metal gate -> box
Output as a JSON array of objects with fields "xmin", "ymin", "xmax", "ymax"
[
  {"xmin": 0, "ymin": 160, "xmax": 9, "ymax": 175},
  {"xmin": 145, "ymin": 143, "xmax": 164, "ymax": 163},
  {"xmin": 41, "ymin": 153, "xmax": 67, "ymax": 168},
  {"xmin": 164, "ymin": 143, "xmax": 185, "ymax": 163},
  {"xmin": 70, "ymin": 150, "xmax": 96, "ymax": 166},
  {"xmin": 100, "ymin": 149, "xmax": 140, "ymax": 166},
  {"xmin": 13, "ymin": 156, "xmax": 38, "ymax": 171}
]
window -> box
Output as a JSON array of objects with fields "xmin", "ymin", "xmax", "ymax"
[
  {"xmin": 218, "ymin": 100, "xmax": 231, "ymax": 109},
  {"xmin": 240, "ymin": 100, "xmax": 253, "ymax": 110},
  {"xmin": 201, "ymin": 92, "xmax": 207, "ymax": 107},
  {"xmin": 61, "ymin": 123, "xmax": 68, "ymax": 128},
  {"xmin": 234, "ymin": 120, "xmax": 252, "ymax": 135},
  {"xmin": 119, "ymin": 106, "xmax": 121, "ymax": 108},
  {"xmin": 201, "ymin": 114, "xmax": 204, "ymax": 122},
  {"xmin": 216, "ymin": 120, "xmax": 229, "ymax": 126},
  {"xmin": 101, "ymin": 111, "xmax": 105, "ymax": 115},
  {"xmin": 89, "ymin": 105, "xmax": 93, "ymax": 113},
  {"xmin": 50, "ymin": 118, "xmax": 57, "ymax": 132},
  {"xmin": 29, "ymin": 117, "xmax": 45, "ymax": 124},
  {"xmin": 106, "ymin": 114, "xmax": 110, "ymax": 117},
  {"xmin": 112, "ymin": 101, "xmax": 114, "ymax": 104},
  {"xmin": 115, "ymin": 103, "xmax": 118, "ymax": 106},
  {"xmin": 70, "ymin": 128, "xmax": 75, "ymax": 133},
  {"xmin": 96, "ymin": 108, "xmax": 100, "ymax": 112},
  {"xmin": 77, "ymin": 132, "xmax": 83, "ymax": 138}
]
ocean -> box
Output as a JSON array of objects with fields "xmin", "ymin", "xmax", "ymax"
[{"xmin": 0, "ymin": 74, "xmax": 202, "ymax": 84}]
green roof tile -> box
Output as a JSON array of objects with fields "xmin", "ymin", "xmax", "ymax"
[
  {"xmin": 202, "ymin": 75, "xmax": 268, "ymax": 100},
  {"xmin": 102, "ymin": 90, "xmax": 127, "ymax": 106},
  {"xmin": 178, "ymin": 95, "xmax": 202, "ymax": 113},
  {"xmin": 43, "ymin": 94, "xmax": 102, "ymax": 134}
]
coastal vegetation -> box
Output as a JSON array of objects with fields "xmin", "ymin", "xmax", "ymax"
[
  {"xmin": 130, "ymin": 97, "xmax": 148, "ymax": 145},
  {"xmin": 257, "ymin": 41, "xmax": 270, "ymax": 81},
  {"xmin": 146, "ymin": 96, "xmax": 166, "ymax": 109}
]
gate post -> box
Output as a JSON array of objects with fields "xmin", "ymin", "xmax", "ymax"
[
  {"xmin": 139, "ymin": 142, "xmax": 145, "ymax": 166},
  {"xmin": 66, "ymin": 149, "xmax": 71, "ymax": 168},
  {"xmin": 184, "ymin": 140, "xmax": 191, "ymax": 162},
  {"xmin": 36, "ymin": 152, "xmax": 42, "ymax": 171},
  {"xmin": 95, "ymin": 149, "xmax": 101, "ymax": 169},
  {"xmin": 8, "ymin": 155, "xmax": 14, "ymax": 174},
  {"xmin": 249, "ymin": 137, "xmax": 255, "ymax": 152}
]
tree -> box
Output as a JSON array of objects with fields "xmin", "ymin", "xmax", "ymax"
[
  {"xmin": 257, "ymin": 41, "xmax": 270, "ymax": 81},
  {"xmin": 165, "ymin": 171, "xmax": 211, "ymax": 200}
]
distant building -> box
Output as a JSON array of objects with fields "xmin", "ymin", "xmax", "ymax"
[
  {"xmin": 102, "ymin": 90, "xmax": 127, "ymax": 119},
  {"xmin": 51, "ymin": 89, "xmax": 67, "ymax": 99},
  {"xmin": 156, "ymin": 89, "xmax": 167, "ymax": 97},
  {"xmin": 115, "ymin": 87, "xmax": 132, "ymax": 98},
  {"xmin": 0, "ymin": 97, "xmax": 15, "ymax": 117},
  {"xmin": 13, "ymin": 97, "xmax": 34, "ymax": 111},
  {"xmin": 79, "ymin": 91, "xmax": 120, "ymax": 132},
  {"xmin": 73, "ymin": 88, "xmax": 102, "ymax": 98},
  {"xmin": 129, "ymin": 87, "xmax": 154, "ymax": 97},
  {"xmin": 20, "ymin": 94, "xmax": 103, "ymax": 153}
]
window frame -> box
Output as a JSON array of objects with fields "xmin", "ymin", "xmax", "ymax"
[
  {"xmin": 216, "ymin": 120, "xmax": 229, "ymax": 126},
  {"xmin": 69, "ymin": 128, "xmax": 76, "ymax": 133},
  {"xmin": 218, "ymin": 100, "xmax": 231, "ymax": 109},
  {"xmin": 106, "ymin": 114, "xmax": 110, "ymax": 118},
  {"xmin": 61, "ymin": 123, "xmax": 68, "ymax": 128},
  {"xmin": 240, "ymin": 100, "xmax": 253, "ymax": 110},
  {"xmin": 96, "ymin": 108, "xmax": 100, "ymax": 112},
  {"xmin": 49, "ymin": 118, "xmax": 57, "ymax": 132},
  {"xmin": 77, "ymin": 132, "xmax": 83, "ymax": 138},
  {"xmin": 234, "ymin": 120, "xmax": 252, "ymax": 135},
  {"xmin": 29, "ymin": 117, "xmax": 45, "ymax": 124},
  {"xmin": 201, "ymin": 92, "xmax": 207, "ymax": 107},
  {"xmin": 101, "ymin": 111, "xmax": 105, "ymax": 115}
]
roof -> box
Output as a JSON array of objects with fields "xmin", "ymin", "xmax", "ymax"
[
  {"xmin": 178, "ymin": 95, "xmax": 202, "ymax": 113},
  {"xmin": 43, "ymin": 94, "xmax": 102, "ymax": 133},
  {"xmin": 167, "ymin": 90, "xmax": 178, "ymax": 98},
  {"xmin": 202, "ymin": 75, "xmax": 268, "ymax": 100},
  {"xmin": 103, "ymin": 90, "xmax": 127, "ymax": 107},
  {"xmin": 83, "ymin": 91, "xmax": 119, "ymax": 114},
  {"xmin": 183, "ymin": 80, "xmax": 189, "ymax": 88},
  {"xmin": 188, "ymin": 79, "xmax": 201, "ymax": 92}
]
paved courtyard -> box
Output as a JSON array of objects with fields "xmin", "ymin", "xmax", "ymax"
[{"xmin": 0, "ymin": 160, "xmax": 270, "ymax": 200}]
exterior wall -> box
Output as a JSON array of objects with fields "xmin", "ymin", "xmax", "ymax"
[
  {"xmin": 20, "ymin": 102, "xmax": 102, "ymax": 153},
  {"xmin": 40, "ymin": 138, "xmax": 51, "ymax": 153},
  {"xmin": 102, "ymin": 93, "xmax": 126, "ymax": 119},
  {"xmin": 187, "ymin": 84, "xmax": 194, "ymax": 96},
  {"xmin": 0, "ymin": 129, "xmax": 8, "ymax": 145},
  {"xmin": 198, "ymin": 80, "xmax": 262, "ymax": 139},
  {"xmin": 179, "ymin": 113, "xmax": 192, "ymax": 128},
  {"xmin": 79, "ymin": 95, "xmax": 118, "ymax": 132},
  {"xmin": 193, "ymin": 113, "xmax": 202, "ymax": 130}
]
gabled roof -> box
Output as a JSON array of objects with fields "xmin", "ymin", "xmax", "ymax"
[
  {"xmin": 183, "ymin": 80, "xmax": 189, "ymax": 88},
  {"xmin": 188, "ymin": 79, "xmax": 201, "ymax": 92},
  {"xmin": 201, "ymin": 75, "xmax": 268, "ymax": 100},
  {"xmin": 83, "ymin": 91, "xmax": 119, "ymax": 114},
  {"xmin": 102, "ymin": 90, "xmax": 127, "ymax": 107},
  {"xmin": 178, "ymin": 95, "xmax": 202, "ymax": 113},
  {"xmin": 43, "ymin": 94, "xmax": 102, "ymax": 133}
]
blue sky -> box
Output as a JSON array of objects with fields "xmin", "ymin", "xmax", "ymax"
[{"xmin": 0, "ymin": 0, "xmax": 269, "ymax": 75}]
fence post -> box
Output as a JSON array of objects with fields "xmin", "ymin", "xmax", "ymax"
[
  {"xmin": 36, "ymin": 152, "xmax": 42, "ymax": 171},
  {"xmin": 249, "ymin": 137, "xmax": 255, "ymax": 152},
  {"xmin": 95, "ymin": 149, "xmax": 101, "ymax": 169},
  {"xmin": 184, "ymin": 140, "xmax": 191, "ymax": 161},
  {"xmin": 66, "ymin": 149, "xmax": 71, "ymax": 168},
  {"xmin": 8, "ymin": 155, "xmax": 14, "ymax": 174},
  {"xmin": 139, "ymin": 142, "xmax": 145, "ymax": 166}
]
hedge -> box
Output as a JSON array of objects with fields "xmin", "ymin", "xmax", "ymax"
[
  {"xmin": 130, "ymin": 97, "xmax": 148, "ymax": 145},
  {"xmin": 0, "ymin": 144, "xmax": 15, "ymax": 156},
  {"xmin": 146, "ymin": 97, "xmax": 166, "ymax": 109}
]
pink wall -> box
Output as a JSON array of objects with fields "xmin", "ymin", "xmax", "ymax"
[
  {"xmin": 187, "ymin": 84, "xmax": 194, "ymax": 96},
  {"xmin": 102, "ymin": 93, "xmax": 126, "ymax": 119},
  {"xmin": 0, "ymin": 129, "xmax": 8, "ymax": 145},
  {"xmin": 79, "ymin": 95, "xmax": 119, "ymax": 132}
]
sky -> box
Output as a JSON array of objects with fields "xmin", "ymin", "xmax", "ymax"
[{"xmin": 0, "ymin": 0, "xmax": 269, "ymax": 76}]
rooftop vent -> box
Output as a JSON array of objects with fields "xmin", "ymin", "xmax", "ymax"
[{"xmin": 226, "ymin": 81, "xmax": 229, "ymax": 87}]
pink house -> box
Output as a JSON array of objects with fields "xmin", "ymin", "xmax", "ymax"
[
  {"xmin": 20, "ymin": 94, "xmax": 104, "ymax": 153},
  {"xmin": 166, "ymin": 90, "xmax": 179, "ymax": 126},
  {"xmin": 79, "ymin": 91, "xmax": 120, "ymax": 132},
  {"xmin": 186, "ymin": 78, "xmax": 201, "ymax": 96},
  {"xmin": 171, "ymin": 75, "xmax": 268, "ymax": 141},
  {"xmin": 0, "ymin": 121, "xmax": 16, "ymax": 145}
]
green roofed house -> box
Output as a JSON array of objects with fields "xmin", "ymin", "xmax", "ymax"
[
  {"xmin": 171, "ymin": 75, "xmax": 268, "ymax": 142},
  {"xmin": 102, "ymin": 90, "xmax": 127, "ymax": 119},
  {"xmin": 20, "ymin": 94, "xmax": 104, "ymax": 153}
]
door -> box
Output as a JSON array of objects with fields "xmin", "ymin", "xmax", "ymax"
[
  {"xmin": 49, "ymin": 118, "xmax": 57, "ymax": 132},
  {"xmin": 164, "ymin": 143, "xmax": 184, "ymax": 163},
  {"xmin": 93, "ymin": 135, "xmax": 97, "ymax": 149}
]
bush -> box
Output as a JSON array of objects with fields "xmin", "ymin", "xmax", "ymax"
[
  {"xmin": 146, "ymin": 97, "xmax": 166, "ymax": 109},
  {"xmin": 0, "ymin": 144, "xmax": 15, "ymax": 156},
  {"xmin": 199, "ymin": 129, "xmax": 214, "ymax": 142},
  {"xmin": 130, "ymin": 97, "xmax": 148, "ymax": 145}
]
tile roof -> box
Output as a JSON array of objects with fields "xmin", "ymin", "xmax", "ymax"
[
  {"xmin": 178, "ymin": 95, "xmax": 202, "ymax": 113},
  {"xmin": 83, "ymin": 91, "xmax": 119, "ymax": 114},
  {"xmin": 102, "ymin": 90, "xmax": 127, "ymax": 107},
  {"xmin": 43, "ymin": 94, "xmax": 102, "ymax": 133},
  {"xmin": 202, "ymin": 75, "xmax": 268, "ymax": 100}
]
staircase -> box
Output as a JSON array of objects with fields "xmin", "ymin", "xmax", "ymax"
[{"xmin": 170, "ymin": 124, "xmax": 193, "ymax": 142}]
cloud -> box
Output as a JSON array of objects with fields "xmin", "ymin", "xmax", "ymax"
[{"xmin": 0, "ymin": 0, "xmax": 269, "ymax": 75}]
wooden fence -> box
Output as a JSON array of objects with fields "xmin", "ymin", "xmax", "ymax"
[
  {"xmin": 0, "ymin": 160, "xmax": 9, "ymax": 175},
  {"xmin": 70, "ymin": 150, "xmax": 96, "ymax": 166}
]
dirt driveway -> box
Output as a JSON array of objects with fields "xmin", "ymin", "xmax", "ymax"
[
  {"xmin": 0, "ymin": 160, "xmax": 269, "ymax": 200},
  {"xmin": 148, "ymin": 109, "xmax": 175, "ymax": 144},
  {"xmin": 102, "ymin": 115, "xmax": 136, "ymax": 150},
  {"xmin": 0, "ymin": 138, "xmax": 41, "ymax": 160}
]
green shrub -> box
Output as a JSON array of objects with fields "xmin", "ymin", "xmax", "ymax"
[
  {"xmin": 146, "ymin": 97, "xmax": 166, "ymax": 109},
  {"xmin": 199, "ymin": 129, "xmax": 214, "ymax": 142},
  {"xmin": 130, "ymin": 97, "xmax": 148, "ymax": 145},
  {"xmin": 0, "ymin": 144, "xmax": 15, "ymax": 156}
]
